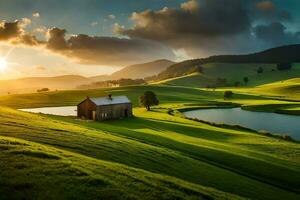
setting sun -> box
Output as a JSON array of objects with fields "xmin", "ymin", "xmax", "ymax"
[{"xmin": 0, "ymin": 57, "xmax": 7, "ymax": 71}]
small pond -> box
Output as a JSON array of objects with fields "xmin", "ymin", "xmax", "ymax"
[
  {"xmin": 20, "ymin": 106, "xmax": 77, "ymax": 116},
  {"xmin": 184, "ymin": 107, "xmax": 300, "ymax": 140}
]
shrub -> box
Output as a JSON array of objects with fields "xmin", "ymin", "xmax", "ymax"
[
  {"xmin": 224, "ymin": 91, "xmax": 234, "ymax": 99},
  {"xmin": 257, "ymin": 67, "xmax": 264, "ymax": 74}
]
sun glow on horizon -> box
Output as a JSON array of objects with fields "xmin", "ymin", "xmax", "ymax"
[{"xmin": 0, "ymin": 57, "xmax": 7, "ymax": 71}]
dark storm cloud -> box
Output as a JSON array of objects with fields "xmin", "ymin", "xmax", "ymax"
[
  {"xmin": 254, "ymin": 0, "xmax": 292, "ymax": 21},
  {"xmin": 0, "ymin": 20, "xmax": 41, "ymax": 45},
  {"xmin": 116, "ymin": 0, "xmax": 299, "ymax": 57},
  {"xmin": 47, "ymin": 28, "xmax": 68, "ymax": 50},
  {"xmin": 46, "ymin": 28, "xmax": 175, "ymax": 66},
  {"xmin": 0, "ymin": 23, "xmax": 175, "ymax": 66},
  {"xmin": 254, "ymin": 22, "xmax": 300, "ymax": 46},
  {"xmin": 0, "ymin": 0, "xmax": 299, "ymax": 63},
  {"xmin": 116, "ymin": 0, "xmax": 251, "ymax": 42}
]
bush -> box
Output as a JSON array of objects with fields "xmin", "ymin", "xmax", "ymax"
[
  {"xmin": 224, "ymin": 91, "xmax": 233, "ymax": 99},
  {"xmin": 257, "ymin": 67, "xmax": 264, "ymax": 74}
]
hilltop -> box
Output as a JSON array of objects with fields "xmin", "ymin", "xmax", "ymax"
[
  {"xmin": 157, "ymin": 44, "xmax": 300, "ymax": 81},
  {"xmin": 90, "ymin": 59, "xmax": 175, "ymax": 81},
  {"xmin": 156, "ymin": 63, "xmax": 300, "ymax": 88}
]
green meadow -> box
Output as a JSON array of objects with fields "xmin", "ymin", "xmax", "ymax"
[
  {"xmin": 0, "ymin": 76, "xmax": 300, "ymax": 199},
  {"xmin": 157, "ymin": 63, "xmax": 300, "ymax": 87}
]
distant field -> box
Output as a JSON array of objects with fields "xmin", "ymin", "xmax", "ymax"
[{"xmin": 158, "ymin": 63, "xmax": 300, "ymax": 87}]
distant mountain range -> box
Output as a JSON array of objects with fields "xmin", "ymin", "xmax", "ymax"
[
  {"xmin": 0, "ymin": 59, "xmax": 175, "ymax": 94},
  {"xmin": 0, "ymin": 75, "xmax": 91, "ymax": 94},
  {"xmin": 1, "ymin": 44, "xmax": 300, "ymax": 95},
  {"xmin": 90, "ymin": 59, "xmax": 175, "ymax": 81}
]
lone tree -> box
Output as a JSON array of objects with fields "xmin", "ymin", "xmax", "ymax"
[
  {"xmin": 243, "ymin": 77, "xmax": 249, "ymax": 86},
  {"xmin": 224, "ymin": 91, "xmax": 234, "ymax": 99},
  {"xmin": 140, "ymin": 91, "xmax": 159, "ymax": 111}
]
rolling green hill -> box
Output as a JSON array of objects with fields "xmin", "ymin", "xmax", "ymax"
[
  {"xmin": 156, "ymin": 63, "xmax": 300, "ymax": 87},
  {"xmin": 0, "ymin": 84, "xmax": 300, "ymax": 199},
  {"xmin": 157, "ymin": 44, "xmax": 300, "ymax": 81},
  {"xmin": 1, "ymin": 104, "xmax": 300, "ymax": 199}
]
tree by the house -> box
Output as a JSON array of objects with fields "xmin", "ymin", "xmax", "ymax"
[
  {"xmin": 243, "ymin": 77, "xmax": 249, "ymax": 85},
  {"xmin": 140, "ymin": 91, "xmax": 159, "ymax": 111}
]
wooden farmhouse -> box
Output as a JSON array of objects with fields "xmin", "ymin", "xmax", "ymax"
[{"xmin": 77, "ymin": 95, "xmax": 132, "ymax": 121}]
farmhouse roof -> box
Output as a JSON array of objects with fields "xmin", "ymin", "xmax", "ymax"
[{"xmin": 89, "ymin": 96, "xmax": 131, "ymax": 106}]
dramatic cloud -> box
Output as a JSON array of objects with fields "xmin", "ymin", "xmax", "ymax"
[
  {"xmin": 180, "ymin": 0, "xmax": 199, "ymax": 12},
  {"xmin": 0, "ymin": 21, "xmax": 21, "ymax": 41},
  {"xmin": 0, "ymin": 20, "xmax": 174, "ymax": 66},
  {"xmin": 254, "ymin": 0, "xmax": 292, "ymax": 21},
  {"xmin": 0, "ymin": 0, "xmax": 299, "ymax": 66},
  {"xmin": 115, "ymin": 0, "xmax": 298, "ymax": 57},
  {"xmin": 117, "ymin": 0, "xmax": 250, "ymax": 41},
  {"xmin": 45, "ymin": 28, "xmax": 174, "ymax": 65},
  {"xmin": 0, "ymin": 20, "xmax": 41, "ymax": 46},
  {"xmin": 115, "ymin": 0, "xmax": 253, "ymax": 56},
  {"xmin": 254, "ymin": 22, "xmax": 300, "ymax": 46}
]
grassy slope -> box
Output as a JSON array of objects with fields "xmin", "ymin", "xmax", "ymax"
[
  {"xmin": 158, "ymin": 63, "xmax": 300, "ymax": 87},
  {"xmin": 1, "ymin": 105, "xmax": 300, "ymax": 200},
  {"xmin": 0, "ymin": 85, "xmax": 225, "ymax": 109},
  {"xmin": 1, "ymin": 107, "xmax": 243, "ymax": 200},
  {"xmin": 252, "ymin": 78, "xmax": 300, "ymax": 98},
  {"xmin": 0, "ymin": 84, "xmax": 300, "ymax": 199}
]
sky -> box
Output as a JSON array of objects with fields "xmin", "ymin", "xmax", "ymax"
[{"xmin": 0, "ymin": 0, "xmax": 299, "ymax": 80}]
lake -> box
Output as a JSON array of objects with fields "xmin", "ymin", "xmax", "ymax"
[
  {"xmin": 184, "ymin": 107, "xmax": 300, "ymax": 140},
  {"xmin": 20, "ymin": 106, "xmax": 77, "ymax": 116}
]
